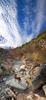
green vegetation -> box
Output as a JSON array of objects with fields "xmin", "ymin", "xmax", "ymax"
[
  {"xmin": 21, "ymin": 31, "xmax": 46, "ymax": 63},
  {"xmin": 36, "ymin": 31, "xmax": 46, "ymax": 41}
]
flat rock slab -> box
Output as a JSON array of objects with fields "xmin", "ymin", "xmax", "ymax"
[{"xmin": 5, "ymin": 76, "xmax": 27, "ymax": 90}]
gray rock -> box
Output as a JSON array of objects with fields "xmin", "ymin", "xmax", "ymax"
[
  {"xmin": 4, "ymin": 88, "xmax": 16, "ymax": 99},
  {"xmin": 32, "ymin": 64, "xmax": 46, "ymax": 91},
  {"xmin": 5, "ymin": 76, "xmax": 27, "ymax": 90},
  {"xmin": 0, "ymin": 68, "xmax": 3, "ymax": 75},
  {"xmin": 40, "ymin": 64, "xmax": 46, "ymax": 81},
  {"xmin": 0, "ymin": 92, "xmax": 6, "ymax": 100},
  {"xmin": 32, "ymin": 75, "xmax": 43, "ymax": 91}
]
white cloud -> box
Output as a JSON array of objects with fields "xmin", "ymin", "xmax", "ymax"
[
  {"xmin": 32, "ymin": 0, "xmax": 45, "ymax": 35},
  {"xmin": 0, "ymin": 7, "xmax": 14, "ymax": 46},
  {"xmin": 23, "ymin": 0, "xmax": 45, "ymax": 40},
  {"xmin": 35, "ymin": 0, "xmax": 45, "ymax": 33},
  {"xmin": 22, "ymin": 0, "xmax": 34, "ymax": 43},
  {"xmin": 0, "ymin": 0, "xmax": 23, "ymax": 48},
  {"xmin": 23, "ymin": 0, "xmax": 32, "ymax": 34},
  {"xmin": 26, "ymin": 34, "xmax": 33, "ymax": 43}
]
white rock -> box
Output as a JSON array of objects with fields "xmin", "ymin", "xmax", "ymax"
[
  {"xmin": 27, "ymin": 95, "xmax": 32, "ymax": 100},
  {"xmin": 43, "ymin": 85, "xmax": 46, "ymax": 96},
  {"xmin": 20, "ymin": 65, "xmax": 25, "ymax": 69}
]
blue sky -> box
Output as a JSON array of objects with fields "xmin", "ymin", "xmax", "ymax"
[{"xmin": 0, "ymin": 0, "xmax": 46, "ymax": 48}]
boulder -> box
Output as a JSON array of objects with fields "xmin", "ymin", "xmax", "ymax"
[
  {"xmin": 32, "ymin": 75, "xmax": 44, "ymax": 91},
  {"xmin": 5, "ymin": 76, "xmax": 27, "ymax": 90},
  {"xmin": 32, "ymin": 64, "xmax": 46, "ymax": 91}
]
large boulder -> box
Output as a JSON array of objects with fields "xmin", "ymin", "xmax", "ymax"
[
  {"xmin": 5, "ymin": 76, "xmax": 27, "ymax": 90},
  {"xmin": 32, "ymin": 64, "xmax": 46, "ymax": 91}
]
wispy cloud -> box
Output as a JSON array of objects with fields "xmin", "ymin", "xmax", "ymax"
[
  {"xmin": 24, "ymin": 0, "xmax": 32, "ymax": 32},
  {"xmin": 34, "ymin": 0, "xmax": 45, "ymax": 34},
  {"xmin": 23, "ymin": 0, "xmax": 46, "ymax": 41},
  {"xmin": 22, "ymin": 0, "xmax": 33, "ymax": 43},
  {"xmin": 0, "ymin": 0, "xmax": 22, "ymax": 48}
]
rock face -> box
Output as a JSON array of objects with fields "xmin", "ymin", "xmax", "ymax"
[{"xmin": 32, "ymin": 64, "xmax": 46, "ymax": 91}]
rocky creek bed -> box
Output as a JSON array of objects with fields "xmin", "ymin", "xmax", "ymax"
[{"xmin": 0, "ymin": 60, "xmax": 46, "ymax": 100}]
